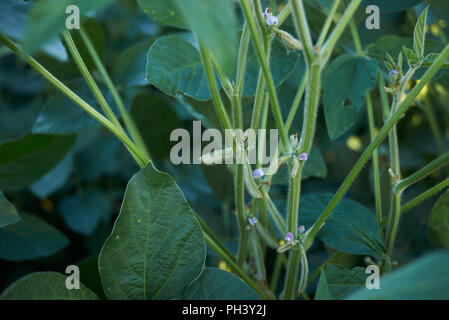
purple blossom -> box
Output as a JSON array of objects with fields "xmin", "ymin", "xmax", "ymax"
[
  {"xmin": 389, "ymin": 69, "xmax": 399, "ymax": 78},
  {"xmin": 248, "ymin": 217, "xmax": 257, "ymax": 227},
  {"xmin": 285, "ymin": 232, "xmax": 294, "ymax": 242},
  {"xmin": 252, "ymin": 168, "xmax": 264, "ymax": 179},
  {"xmin": 298, "ymin": 153, "xmax": 308, "ymax": 161},
  {"xmin": 299, "ymin": 225, "xmax": 305, "ymax": 233},
  {"xmin": 267, "ymin": 15, "xmax": 278, "ymax": 26}
]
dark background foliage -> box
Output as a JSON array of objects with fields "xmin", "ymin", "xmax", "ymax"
[{"xmin": 1, "ymin": 0, "xmax": 448, "ymax": 298}]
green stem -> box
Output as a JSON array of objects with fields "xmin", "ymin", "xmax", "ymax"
[
  {"xmin": 349, "ymin": 16, "xmax": 383, "ymax": 232},
  {"xmin": 63, "ymin": 31, "xmax": 122, "ymax": 131},
  {"xmin": 282, "ymin": 247, "xmax": 301, "ymax": 300},
  {"xmin": 198, "ymin": 43, "xmax": 233, "ymax": 131},
  {"xmin": 78, "ymin": 28, "xmax": 151, "ymax": 160},
  {"xmin": 317, "ymin": 0, "xmax": 341, "ymax": 48},
  {"xmin": 241, "ymin": 0, "xmax": 290, "ymax": 153},
  {"xmin": 304, "ymin": 41, "xmax": 449, "ymax": 250},
  {"xmin": 203, "ymin": 233, "xmax": 275, "ymax": 300},
  {"xmin": 262, "ymin": 190, "xmax": 288, "ymax": 235},
  {"xmin": 0, "ymin": 33, "xmax": 148, "ymax": 168},
  {"xmin": 366, "ymin": 92, "xmax": 383, "ymax": 233},
  {"xmin": 289, "ymin": 0, "xmax": 315, "ymax": 63},
  {"xmin": 270, "ymin": 252, "xmax": 285, "ymax": 292},
  {"xmin": 423, "ymin": 95, "xmax": 446, "ymax": 156},
  {"xmin": 321, "ymin": 0, "xmax": 363, "ymax": 64},
  {"xmin": 400, "ymin": 178, "xmax": 449, "ymax": 214},
  {"xmin": 194, "ymin": 213, "xmax": 235, "ymax": 262},
  {"xmin": 250, "ymin": 230, "xmax": 267, "ymax": 280},
  {"xmin": 394, "ymin": 151, "xmax": 449, "ymax": 193}
]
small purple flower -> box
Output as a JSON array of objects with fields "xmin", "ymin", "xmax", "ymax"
[
  {"xmin": 252, "ymin": 168, "xmax": 264, "ymax": 179},
  {"xmin": 267, "ymin": 15, "xmax": 278, "ymax": 26},
  {"xmin": 248, "ymin": 217, "xmax": 257, "ymax": 227},
  {"xmin": 285, "ymin": 232, "xmax": 294, "ymax": 243},
  {"xmin": 298, "ymin": 153, "xmax": 308, "ymax": 161},
  {"xmin": 389, "ymin": 69, "xmax": 398, "ymax": 77},
  {"xmin": 299, "ymin": 225, "xmax": 305, "ymax": 233}
]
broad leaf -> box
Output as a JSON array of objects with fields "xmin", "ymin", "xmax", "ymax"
[
  {"xmin": 174, "ymin": 0, "xmax": 238, "ymax": 77},
  {"xmin": 0, "ymin": 0, "xmax": 32, "ymax": 40},
  {"xmin": 413, "ymin": 6, "xmax": 429, "ymax": 58},
  {"xmin": 146, "ymin": 34, "xmax": 212, "ymax": 101},
  {"xmin": 0, "ymin": 191, "xmax": 20, "ymax": 228},
  {"xmin": 428, "ymin": 191, "xmax": 449, "ymax": 250},
  {"xmin": 59, "ymin": 189, "xmax": 113, "ymax": 236},
  {"xmin": 24, "ymin": 0, "xmax": 115, "ymax": 53},
  {"xmin": 130, "ymin": 94, "xmax": 183, "ymax": 161},
  {"xmin": 314, "ymin": 269, "xmax": 332, "ymax": 300},
  {"xmin": 347, "ymin": 251, "xmax": 449, "ymax": 299},
  {"xmin": 0, "ymin": 134, "xmax": 76, "ymax": 191},
  {"xmin": 0, "ymin": 0, "xmax": 68, "ymax": 61},
  {"xmin": 113, "ymin": 40, "xmax": 154, "ymax": 87},
  {"xmin": 323, "ymin": 54, "xmax": 378, "ymax": 140},
  {"xmin": 99, "ymin": 163, "xmax": 206, "ymax": 299},
  {"xmin": 0, "ymin": 272, "xmax": 98, "ymax": 300},
  {"xmin": 0, "ymin": 213, "xmax": 69, "ymax": 261},
  {"xmin": 138, "ymin": 0, "xmax": 187, "ymax": 29},
  {"xmin": 315, "ymin": 264, "xmax": 368, "ymax": 300},
  {"xmin": 30, "ymin": 154, "xmax": 74, "ymax": 199},
  {"xmin": 184, "ymin": 268, "xmax": 261, "ymax": 300},
  {"xmin": 300, "ymin": 194, "xmax": 386, "ymax": 258}
]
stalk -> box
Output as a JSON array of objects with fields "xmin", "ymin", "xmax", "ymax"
[
  {"xmin": 304, "ymin": 42, "xmax": 449, "ymax": 250},
  {"xmin": 0, "ymin": 33, "xmax": 148, "ymax": 168},
  {"xmin": 79, "ymin": 28, "xmax": 151, "ymax": 160},
  {"xmin": 240, "ymin": 0, "xmax": 290, "ymax": 153}
]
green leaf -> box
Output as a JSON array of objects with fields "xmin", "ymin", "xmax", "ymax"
[
  {"xmin": 0, "ymin": 213, "xmax": 69, "ymax": 261},
  {"xmin": 24, "ymin": 0, "xmax": 115, "ymax": 53},
  {"xmin": 138, "ymin": 0, "xmax": 187, "ymax": 29},
  {"xmin": 130, "ymin": 94, "xmax": 183, "ymax": 161},
  {"xmin": 184, "ymin": 268, "xmax": 261, "ymax": 300},
  {"xmin": 300, "ymin": 194, "xmax": 386, "ymax": 258},
  {"xmin": 0, "ymin": 191, "xmax": 20, "ymax": 228},
  {"xmin": 0, "ymin": 0, "xmax": 32, "ymax": 40},
  {"xmin": 403, "ymin": 46, "xmax": 420, "ymax": 66},
  {"xmin": 315, "ymin": 264, "xmax": 368, "ymax": 300},
  {"xmin": 59, "ymin": 189, "xmax": 113, "ymax": 236},
  {"xmin": 174, "ymin": 0, "xmax": 238, "ymax": 77},
  {"xmin": 0, "ymin": 134, "xmax": 76, "ymax": 191},
  {"xmin": 315, "ymin": 269, "xmax": 332, "ymax": 300},
  {"xmin": 420, "ymin": 52, "xmax": 449, "ymax": 68},
  {"xmin": 113, "ymin": 40, "xmax": 154, "ymax": 87},
  {"xmin": 99, "ymin": 163, "xmax": 206, "ymax": 299},
  {"xmin": 323, "ymin": 54, "xmax": 378, "ymax": 140},
  {"xmin": 347, "ymin": 251, "xmax": 449, "ymax": 299},
  {"xmin": 201, "ymin": 165, "xmax": 234, "ymax": 203},
  {"xmin": 30, "ymin": 154, "xmax": 74, "ymax": 199},
  {"xmin": 428, "ymin": 191, "xmax": 449, "ymax": 250},
  {"xmin": 0, "ymin": 272, "xmax": 98, "ymax": 300},
  {"xmin": 413, "ymin": 6, "xmax": 429, "ymax": 58},
  {"xmin": 146, "ymin": 34, "xmax": 212, "ymax": 101}
]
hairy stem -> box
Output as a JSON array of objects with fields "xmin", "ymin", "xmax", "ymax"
[
  {"xmin": 304, "ymin": 42, "xmax": 449, "ymax": 250},
  {"xmin": 241, "ymin": 0, "xmax": 290, "ymax": 153},
  {"xmin": 79, "ymin": 28, "xmax": 151, "ymax": 160},
  {"xmin": 0, "ymin": 33, "xmax": 148, "ymax": 168}
]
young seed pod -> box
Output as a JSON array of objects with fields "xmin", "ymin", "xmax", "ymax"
[{"xmin": 277, "ymin": 30, "xmax": 303, "ymax": 51}]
